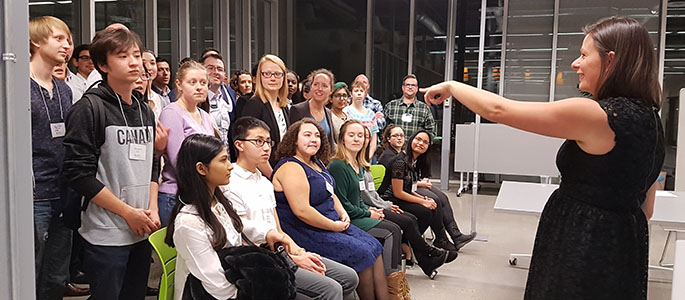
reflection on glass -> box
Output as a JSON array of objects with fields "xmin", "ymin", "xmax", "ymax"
[
  {"xmin": 293, "ymin": 0, "xmax": 367, "ymax": 85},
  {"xmin": 29, "ymin": 0, "xmax": 82, "ymax": 46},
  {"xmin": 95, "ymin": 0, "xmax": 146, "ymax": 42},
  {"xmin": 371, "ymin": 0, "xmax": 410, "ymax": 102},
  {"xmin": 662, "ymin": 0, "xmax": 685, "ymax": 179},
  {"xmin": 503, "ymin": 1, "xmax": 554, "ymax": 102},
  {"xmin": 189, "ymin": 0, "xmax": 214, "ymax": 60},
  {"xmin": 158, "ymin": 0, "xmax": 172, "ymax": 62}
]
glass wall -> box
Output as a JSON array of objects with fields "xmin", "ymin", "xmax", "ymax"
[
  {"xmin": 503, "ymin": 0, "xmax": 554, "ymax": 102},
  {"xmin": 189, "ymin": 0, "xmax": 214, "ymax": 60},
  {"xmin": 662, "ymin": 0, "xmax": 685, "ymax": 185},
  {"xmin": 370, "ymin": 0, "xmax": 410, "ymax": 102},
  {"xmin": 293, "ymin": 0, "xmax": 367, "ymax": 85},
  {"xmin": 230, "ymin": 0, "xmax": 240, "ymax": 71},
  {"xmin": 157, "ymin": 0, "xmax": 173, "ymax": 61},
  {"xmin": 95, "ymin": 0, "xmax": 146, "ymax": 42},
  {"xmin": 29, "ymin": 0, "xmax": 82, "ymax": 46}
]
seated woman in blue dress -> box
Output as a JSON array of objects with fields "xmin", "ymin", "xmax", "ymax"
[{"xmin": 271, "ymin": 118, "xmax": 390, "ymax": 300}]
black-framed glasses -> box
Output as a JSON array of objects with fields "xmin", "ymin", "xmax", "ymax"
[
  {"xmin": 332, "ymin": 93, "xmax": 349, "ymax": 99},
  {"xmin": 390, "ymin": 134, "xmax": 405, "ymax": 139},
  {"xmin": 261, "ymin": 71, "xmax": 284, "ymax": 79},
  {"xmin": 78, "ymin": 55, "xmax": 91, "ymax": 61},
  {"xmin": 238, "ymin": 138, "xmax": 275, "ymax": 148}
]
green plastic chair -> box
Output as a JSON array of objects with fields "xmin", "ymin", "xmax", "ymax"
[
  {"xmin": 369, "ymin": 164, "xmax": 386, "ymax": 191},
  {"xmin": 149, "ymin": 227, "xmax": 177, "ymax": 300}
]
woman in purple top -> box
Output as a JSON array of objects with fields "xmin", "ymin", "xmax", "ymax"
[{"xmin": 157, "ymin": 61, "xmax": 215, "ymax": 226}]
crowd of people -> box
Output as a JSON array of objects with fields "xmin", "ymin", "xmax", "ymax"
[
  {"xmin": 30, "ymin": 12, "xmax": 665, "ymax": 300},
  {"xmin": 31, "ymin": 16, "xmax": 474, "ymax": 300}
]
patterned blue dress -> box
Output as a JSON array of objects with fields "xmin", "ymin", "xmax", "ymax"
[{"xmin": 274, "ymin": 157, "xmax": 383, "ymax": 272}]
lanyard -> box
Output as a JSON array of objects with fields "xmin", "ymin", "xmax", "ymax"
[
  {"xmin": 33, "ymin": 77, "xmax": 64, "ymax": 123},
  {"xmin": 116, "ymin": 93, "xmax": 145, "ymax": 129}
]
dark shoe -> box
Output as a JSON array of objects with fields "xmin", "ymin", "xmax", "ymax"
[
  {"xmin": 445, "ymin": 250, "xmax": 458, "ymax": 263},
  {"xmin": 417, "ymin": 247, "xmax": 448, "ymax": 279},
  {"xmin": 70, "ymin": 271, "xmax": 88, "ymax": 285},
  {"xmin": 147, "ymin": 286, "xmax": 159, "ymax": 296},
  {"xmin": 64, "ymin": 282, "xmax": 90, "ymax": 297},
  {"xmin": 452, "ymin": 232, "xmax": 477, "ymax": 250},
  {"xmin": 433, "ymin": 237, "xmax": 458, "ymax": 252}
]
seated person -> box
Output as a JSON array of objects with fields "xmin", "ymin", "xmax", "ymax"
[
  {"xmin": 165, "ymin": 134, "xmax": 292, "ymax": 300},
  {"xmin": 271, "ymin": 118, "xmax": 390, "ymax": 300},
  {"xmin": 227, "ymin": 116, "xmax": 358, "ymax": 300},
  {"xmin": 381, "ymin": 129, "xmax": 475, "ymax": 251}
]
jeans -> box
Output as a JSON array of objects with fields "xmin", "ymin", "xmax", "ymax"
[
  {"xmin": 157, "ymin": 192, "xmax": 177, "ymax": 227},
  {"xmin": 83, "ymin": 239, "xmax": 151, "ymax": 300},
  {"xmin": 295, "ymin": 257, "xmax": 359, "ymax": 300},
  {"xmin": 34, "ymin": 200, "xmax": 72, "ymax": 300}
]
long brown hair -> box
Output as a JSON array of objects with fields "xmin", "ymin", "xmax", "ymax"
[
  {"xmin": 583, "ymin": 16, "xmax": 661, "ymax": 108},
  {"xmin": 275, "ymin": 118, "xmax": 330, "ymax": 165},
  {"xmin": 331, "ymin": 120, "xmax": 370, "ymax": 168}
]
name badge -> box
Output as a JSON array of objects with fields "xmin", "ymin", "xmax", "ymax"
[
  {"xmin": 221, "ymin": 119, "xmax": 230, "ymax": 129},
  {"xmin": 359, "ymin": 180, "xmax": 365, "ymax": 191},
  {"xmin": 411, "ymin": 182, "xmax": 417, "ymax": 193},
  {"xmin": 129, "ymin": 144, "xmax": 147, "ymax": 161},
  {"xmin": 325, "ymin": 181, "xmax": 334, "ymax": 195},
  {"xmin": 210, "ymin": 103, "xmax": 218, "ymax": 109},
  {"xmin": 50, "ymin": 122, "xmax": 66, "ymax": 138},
  {"xmin": 368, "ymin": 181, "xmax": 375, "ymax": 191},
  {"xmin": 401, "ymin": 113, "xmax": 412, "ymax": 123}
]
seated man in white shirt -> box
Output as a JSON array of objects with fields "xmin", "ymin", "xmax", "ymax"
[{"xmin": 227, "ymin": 117, "xmax": 359, "ymax": 300}]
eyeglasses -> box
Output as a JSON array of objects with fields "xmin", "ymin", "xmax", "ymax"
[
  {"xmin": 140, "ymin": 72, "xmax": 151, "ymax": 80},
  {"xmin": 403, "ymin": 83, "xmax": 418, "ymax": 88},
  {"xmin": 332, "ymin": 94, "xmax": 349, "ymax": 99},
  {"xmin": 390, "ymin": 134, "xmax": 405, "ymax": 139},
  {"xmin": 239, "ymin": 138, "xmax": 275, "ymax": 148},
  {"xmin": 78, "ymin": 55, "xmax": 91, "ymax": 61},
  {"xmin": 206, "ymin": 65, "xmax": 225, "ymax": 73},
  {"xmin": 261, "ymin": 71, "xmax": 284, "ymax": 79}
]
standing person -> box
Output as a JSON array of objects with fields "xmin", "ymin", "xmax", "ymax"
[
  {"xmin": 344, "ymin": 81, "xmax": 379, "ymax": 161},
  {"xmin": 67, "ymin": 44, "xmax": 95, "ymax": 102},
  {"xmin": 354, "ymin": 74, "xmax": 385, "ymax": 131},
  {"xmin": 384, "ymin": 74, "xmax": 436, "ymax": 140},
  {"xmin": 228, "ymin": 116, "xmax": 359, "ymax": 300},
  {"xmin": 271, "ymin": 119, "xmax": 389, "ymax": 300},
  {"xmin": 241, "ymin": 54, "xmax": 290, "ymax": 178},
  {"xmin": 234, "ymin": 64, "xmax": 258, "ymax": 118},
  {"xmin": 290, "ymin": 69, "xmax": 337, "ymax": 151},
  {"xmin": 230, "ymin": 69, "xmax": 253, "ymax": 98},
  {"xmin": 422, "ymin": 16, "xmax": 664, "ymax": 300},
  {"xmin": 133, "ymin": 65, "xmax": 163, "ymax": 121},
  {"xmin": 157, "ymin": 61, "xmax": 214, "ymax": 227},
  {"xmin": 329, "ymin": 82, "xmax": 350, "ymax": 142},
  {"xmin": 200, "ymin": 54, "xmax": 233, "ymax": 151},
  {"xmin": 163, "ymin": 134, "xmax": 295, "ymax": 300},
  {"xmin": 287, "ymin": 70, "xmax": 300, "ymax": 106},
  {"xmin": 63, "ymin": 27, "xmax": 161, "ymax": 300},
  {"xmin": 151, "ymin": 57, "xmax": 175, "ymax": 106},
  {"xmin": 30, "ymin": 16, "xmax": 74, "ymax": 300}
]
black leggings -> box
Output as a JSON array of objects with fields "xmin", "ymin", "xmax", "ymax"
[
  {"xmin": 382, "ymin": 209, "xmax": 431, "ymax": 255},
  {"xmin": 385, "ymin": 196, "xmax": 445, "ymax": 236},
  {"xmin": 367, "ymin": 219, "xmax": 402, "ymax": 275},
  {"xmin": 417, "ymin": 186, "xmax": 458, "ymax": 229}
]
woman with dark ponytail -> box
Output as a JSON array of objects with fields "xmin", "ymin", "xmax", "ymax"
[{"xmin": 165, "ymin": 134, "xmax": 291, "ymax": 300}]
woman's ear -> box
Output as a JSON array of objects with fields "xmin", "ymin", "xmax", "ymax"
[
  {"xmin": 607, "ymin": 51, "xmax": 616, "ymax": 64},
  {"xmin": 196, "ymin": 162, "xmax": 207, "ymax": 176}
]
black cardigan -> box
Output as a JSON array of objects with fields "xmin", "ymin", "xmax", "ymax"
[
  {"xmin": 289, "ymin": 100, "xmax": 337, "ymax": 151},
  {"xmin": 241, "ymin": 96, "xmax": 290, "ymax": 167}
]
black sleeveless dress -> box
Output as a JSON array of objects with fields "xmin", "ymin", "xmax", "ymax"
[{"xmin": 524, "ymin": 97, "xmax": 665, "ymax": 300}]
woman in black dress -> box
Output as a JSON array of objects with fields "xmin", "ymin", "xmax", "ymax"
[{"xmin": 422, "ymin": 16, "xmax": 664, "ymax": 299}]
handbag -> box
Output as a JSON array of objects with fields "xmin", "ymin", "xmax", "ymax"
[{"xmin": 182, "ymin": 233, "xmax": 298, "ymax": 300}]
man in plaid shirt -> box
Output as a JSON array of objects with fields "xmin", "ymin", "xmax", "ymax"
[
  {"xmin": 354, "ymin": 74, "xmax": 386, "ymax": 130},
  {"xmin": 384, "ymin": 74, "xmax": 436, "ymax": 140}
]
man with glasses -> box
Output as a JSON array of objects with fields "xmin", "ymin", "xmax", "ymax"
[
  {"xmin": 200, "ymin": 54, "xmax": 234, "ymax": 154},
  {"xmin": 66, "ymin": 44, "xmax": 94, "ymax": 102},
  {"xmin": 384, "ymin": 74, "xmax": 436, "ymax": 140}
]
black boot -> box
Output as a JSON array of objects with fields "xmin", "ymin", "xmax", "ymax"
[
  {"xmin": 416, "ymin": 247, "xmax": 448, "ymax": 279},
  {"xmin": 433, "ymin": 229, "xmax": 458, "ymax": 251},
  {"xmin": 446, "ymin": 223, "xmax": 476, "ymax": 250}
]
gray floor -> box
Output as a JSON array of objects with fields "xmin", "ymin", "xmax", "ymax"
[{"xmin": 66, "ymin": 185, "xmax": 676, "ymax": 300}]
